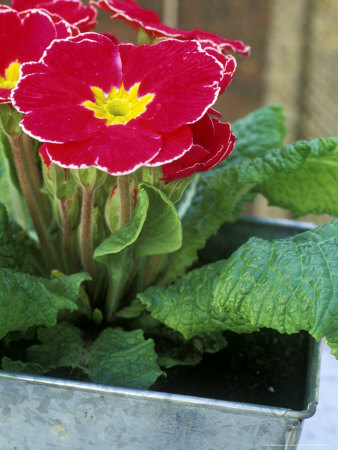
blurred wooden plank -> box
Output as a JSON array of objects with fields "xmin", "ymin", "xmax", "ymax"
[
  {"xmin": 178, "ymin": 0, "xmax": 272, "ymax": 122},
  {"xmin": 300, "ymin": 0, "xmax": 338, "ymax": 140},
  {"xmin": 163, "ymin": 0, "xmax": 179, "ymax": 27},
  {"xmin": 263, "ymin": 0, "xmax": 308, "ymax": 143}
]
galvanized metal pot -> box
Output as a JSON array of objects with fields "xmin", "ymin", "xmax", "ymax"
[{"xmin": 0, "ymin": 217, "xmax": 321, "ymax": 450}]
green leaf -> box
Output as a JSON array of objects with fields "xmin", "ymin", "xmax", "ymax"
[
  {"xmin": 161, "ymin": 176, "xmax": 194, "ymax": 204},
  {"xmin": 141, "ymin": 219, "xmax": 338, "ymax": 359},
  {"xmin": 2, "ymin": 323, "xmax": 86, "ymax": 376},
  {"xmin": 0, "ymin": 203, "xmax": 25, "ymax": 271},
  {"xmin": 95, "ymin": 184, "xmax": 182, "ymax": 317},
  {"xmin": 0, "ymin": 103, "xmax": 22, "ymax": 136},
  {"xmin": 126, "ymin": 310, "xmax": 227, "ymax": 369},
  {"xmin": 258, "ymin": 137, "xmax": 338, "ymax": 216},
  {"xmin": 161, "ymin": 105, "xmax": 287, "ymax": 284},
  {"xmin": 0, "ymin": 203, "xmax": 40, "ymax": 274},
  {"xmin": 51, "ymin": 270, "xmax": 93, "ymax": 320},
  {"xmin": 135, "ymin": 183, "xmax": 182, "ymax": 258},
  {"xmin": 0, "ymin": 270, "xmax": 89, "ymax": 338},
  {"xmin": 230, "ymin": 104, "xmax": 287, "ymax": 159},
  {"xmin": 139, "ymin": 260, "xmax": 258, "ymax": 340},
  {"xmin": 1, "ymin": 357, "xmax": 46, "ymax": 375},
  {"xmin": 94, "ymin": 189, "xmax": 149, "ymax": 261},
  {"xmin": 154, "ymin": 327, "xmax": 227, "ymax": 369},
  {"xmin": 213, "ymin": 219, "xmax": 338, "ymax": 358},
  {"xmin": 85, "ymin": 327, "xmax": 163, "ymax": 389},
  {"xmin": 116, "ymin": 298, "xmax": 146, "ymax": 319},
  {"xmin": 94, "ymin": 189, "xmax": 149, "ymax": 317},
  {"xmin": 27, "ymin": 322, "xmax": 84, "ymax": 369}
]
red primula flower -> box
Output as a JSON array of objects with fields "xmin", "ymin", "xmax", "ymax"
[
  {"xmin": 12, "ymin": 0, "xmax": 97, "ymax": 32},
  {"xmin": 12, "ymin": 34, "xmax": 225, "ymax": 176},
  {"xmin": 161, "ymin": 112, "xmax": 236, "ymax": 182},
  {"xmin": 0, "ymin": 8, "xmax": 71, "ymax": 103},
  {"xmin": 92, "ymin": 0, "xmax": 250, "ymax": 56}
]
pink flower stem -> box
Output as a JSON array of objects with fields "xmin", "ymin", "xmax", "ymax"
[
  {"xmin": 59, "ymin": 198, "xmax": 76, "ymax": 273},
  {"xmin": 117, "ymin": 174, "xmax": 131, "ymax": 228},
  {"xmin": 144, "ymin": 254, "xmax": 163, "ymax": 288},
  {"xmin": 21, "ymin": 132, "xmax": 51, "ymax": 228},
  {"xmin": 80, "ymin": 186, "xmax": 96, "ymax": 282},
  {"xmin": 8, "ymin": 134, "xmax": 61, "ymax": 270}
]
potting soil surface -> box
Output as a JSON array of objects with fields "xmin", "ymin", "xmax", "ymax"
[{"xmin": 151, "ymin": 328, "xmax": 309, "ymax": 411}]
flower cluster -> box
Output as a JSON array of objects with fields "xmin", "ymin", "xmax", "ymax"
[
  {"xmin": 13, "ymin": 34, "xmax": 235, "ymax": 176},
  {"xmin": 0, "ymin": 0, "xmax": 246, "ymax": 283},
  {"xmin": 1, "ymin": 0, "xmax": 243, "ymax": 179}
]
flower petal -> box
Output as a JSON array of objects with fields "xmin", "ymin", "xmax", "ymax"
[
  {"xmin": 0, "ymin": 8, "xmax": 60, "ymax": 102},
  {"xmin": 0, "ymin": 88, "xmax": 11, "ymax": 103},
  {"xmin": 94, "ymin": 0, "xmax": 250, "ymax": 56},
  {"xmin": 40, "ymin": 35, "xmax": 122, "ymax": 94},
  {"xmin": 12, "ymin": 0, "xmax": 97, "ymax": 32},
  {"xmin": 44, "ymin": 123, "xmax": 162, "ymax": 175},
  {"xmin": 12, "ymin": 35, "xmax": 124, "ymax": 142},
  {"xmin": 204, "ymin": 50, "xmax": 237, "ymax": 94},
  {"xmin": 92, "ymin": 0, "xmax": 161, "ymax": 28},
  {"xmin": 161, "ymin": 144, "xmax": 210, "ymax": 182},
  {"xmin": 14, "ymin": 71, "xmax": 106, "ymax": 142},
  {"xmin": 161, "ymin": 117, "xmax": 236, "ymax": 182},
  {"xmin": 119, "ymin": 39, "xmax": 223, "ymax": 132},
  {"xmin": 147, "ymin": 125, "xmax": 193, "ymax": 166},
  {"xmin": 0, "ymin": 9, "xmax": 57, "ymax": 74}
]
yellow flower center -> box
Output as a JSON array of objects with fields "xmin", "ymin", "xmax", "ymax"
[
  {"xmin": 0, "ymin": 61, "xmax": 21, "ymax": 90},
  {"xmin": 82, "ymin": 83, "xmax": 154, "ymax": 126}
]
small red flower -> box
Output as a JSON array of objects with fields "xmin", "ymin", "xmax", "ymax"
[
  {"xmin": 0, "ymin": 8, "xmax": 71, "ymax": 103},
  {"xmin": 12, "ymin": 0, "xmax": 97, "ymax": 32},
  {"xmin": 161, "ymin": 113, "xmax": 236, "ymax": 182},
  {"xmin": 13, "ymin": 34, "xmax": 225, "ymax": 175},
  {"xmin": 92, "ymin": 0, "xmax": 250, "ymax": 56}
]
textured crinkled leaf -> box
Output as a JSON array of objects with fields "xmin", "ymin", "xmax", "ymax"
[
  {"xmin": 326, "ymin": 336, "xmax": 338, "ymax": 359},
  {"xmin": 161, "ymin": 106, "xmax": 288, "ymax": 284},
  {"xmin": 258, "ymin": 137, "xmax": 338, "ymax": 217},
  {"xmin": 135, "ymin": 183, "xmax": 182, "ymax": 257},
  {"xmin": 163, "ymin": 130, "xmax": 337, "ymax": 286},
  {"xmin": 230, "ymin": 104, "xmax": 287, "ymax": 159},
  {"xmin": 139, "ymin": 260, "xmax": 258, "ymax": 340},
  {"xmin": 213, "ymin": 220, "xmax": 338, "ymax": 358},
  {"xmin": 0, "ymin": 270, "xmax": 89, "ymax": 338},
  {"xmin": 86, "ymin": 327, "xmax": 163, "ymax": 389},
  {"xmin": 1, "ymin": 357, "xmax": 46, "ymax": 375},
  {"xmin": 0, "ymin": 203, "xmax": 41, "ymax": 274},
  {"xmin": 156, "ymin": 328, "xmax": 227, "ymax": 369},
  {"xmin": 27, "ymin": 322, "xmax": 85, "ymax": 369},
  {"xmin": 0, "ymin": 204, "xmax": 24, "ymax": 271}
]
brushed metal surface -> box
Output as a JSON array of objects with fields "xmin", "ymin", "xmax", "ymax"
[{"xmin": 0, "ymin": 338, "xmax": 321, "ymax": 450}]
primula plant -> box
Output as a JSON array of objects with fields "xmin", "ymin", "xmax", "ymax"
[{"xmin": 0, "ymin": 0, "xmax": 337, "ymax": 389}]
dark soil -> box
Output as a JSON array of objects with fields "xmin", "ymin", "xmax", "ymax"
[{"xmin": 151, "ymin": 328, "xmax": 310, "ymax": 411}]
